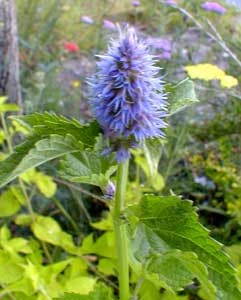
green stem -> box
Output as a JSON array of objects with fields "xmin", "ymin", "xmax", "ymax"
[
  {"xmin": 0, "ymin": 113, "xmax": 13, "ymax": 152},
  {"xmin": 53, "ymin": 197, "xmax": 79, "ymax": 233},
  {"xmin": 113, "ymin": 160, "xmax": 130, "ymax": 300}
]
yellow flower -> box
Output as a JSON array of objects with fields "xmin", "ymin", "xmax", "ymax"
[
  {"xmin": 185, "ymin": 63, "xmax": 238, "ymax": 89},
  {"xmin": 71, "ymin": 80, "xmax": 81, "ymax": 88},
  {"xmin": 220, "ymin": 75, "xmax": 238, "ymax": 88},
  {"xmin": 185, "ymin": 64, "xmax": 225, "ymax": 81}
]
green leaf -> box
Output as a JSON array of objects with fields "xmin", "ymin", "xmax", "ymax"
[
  {"xmin": 64, "ymin": 257, "xmax": 88, "ymax": 279},
  {"xmin": 97, "ymin": 258, "xmax": 116, "ymax": 276},
  {"xmin": 15, "ymin": 214, "xmax": 33, "ymax": 226},
  {"xmin": 65, "ymin": 276, "xmax": 96, "ymax": 294},
  {"xmin": 127, "ymin": 195, "xmax": 241, "ymax": 300},
  {"xmin": 0, "ymin": 225, "xmax": 11, "ymax": 241},
  {"xmin": 15, "ymin": 112, "xmax": 100, "ymax": 147},
  {"xmin": 56, "ymin": 282, "xmax": 114, "ymax": 300},
  {"xmin": 1, "ymin": 277, "xmax": 34, "ymax": 296},
  {"xmin": 168, "ymin": 79, "xmax": 199, "ymax": 115},
  {"xmin": 0, "ymin": 129, "xmax": 5, "ymax": 144},
  {"xmin": 93, "ymin": 232, "xmax": 116, "ymax": 258},
  {"xmin": 0, "ymin": 187, "xmax": 23, "ymax": 217},
  {"xmin": 0, "ymin": 104, "xmax": 20, "ymax": 112},
  {"xmin": 31, "ymin": 215, "xmax": 79, "ymax": 254},
  {"xmin": 139, "ymin": 280, "xmax": 163, "ymax": 300},
  {"xmin": 0, "ymin": 134, "xmax": 81, "ymax": 189},
  {"xmin": 133, "ymin": 140, "xmax": 165, "ymax": 191},
  {"xmin": 0, "ymin": 250, "xmax": 24, "ymax": 284},
  {"xmin": 3, "ymin": 237, "xmax": 32, "ymax": 254},
  {"xmin": 91, "ymin": 212, "xmax": 113, "ymax": 231},
  {"xmin": 80, "ymin": 232, "xmax": 116, "ymax": 258},
  {"xmin": 0, "ymin": 96, "xmax": 7, "ymax": 104},
  {"xmin": 59, "ymin": 151, "xmax": 116, "ymax": 190},
  {"xmin": 147, "ymin": 250, "xmax": 216, "ymax": 297},
  {"xmin": 20, "ymin": 169, "xmax": 57, "ymax": 198},
  {"xmin": 225, "ymin": 245, "xmax": 241, "ymax": 266}
]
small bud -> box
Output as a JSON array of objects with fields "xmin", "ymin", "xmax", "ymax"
[{"xmin": 104, "ymin": 181, "xmax": 116, "ymax": 200}]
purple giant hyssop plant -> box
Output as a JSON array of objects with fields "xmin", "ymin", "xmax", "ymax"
[{"xmin": 89, "ymin": 27, "xmax": 167, "ymax": 300}]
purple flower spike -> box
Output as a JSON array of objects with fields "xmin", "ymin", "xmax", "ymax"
[
  {"xmin": 132, "ymin": 0, "xmax": 140, "ymax": 7},
  {"xmin": 103, "ymin": 19, "xmax": 117, "ymax": 31},
  {"xmin": 201, "ymin": 2, "xmax": 226, "ymax": 14},
  {"xmin": 90, "ymin": 27, "xmax": 167, "ymax": 162},
  {"xmin": 81, "ymin": 15, "xmax": 94, "ymax": 24}
]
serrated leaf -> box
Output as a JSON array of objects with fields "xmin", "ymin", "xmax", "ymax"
[
  {"xmin": 15, "ymin": 112, "xmax": 100, "ymax": 147},
  {"xmin": 127, "ymin": 195, "xmax": 241, "ymax": 300},
  {"xmin": 168, "ymin": 79, "xmax": 199, "ymax": 115},
  {"xmin": 147, "ymin": 250, "xmax": 216, "ymax": 297},
  {"xmin": 59, "ymin": 151, "xmax": 116, "ymax": 190},
  {"xmin": 0, "ymin": 134, "xmax": 81, "ymax": 188}
]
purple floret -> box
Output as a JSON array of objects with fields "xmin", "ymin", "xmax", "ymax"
[
  {"xmin": 166, "ymin": 0, "xmax": 177, "ymax": 6},
  {"xmin": 201, "ymin": 2, "xmax": 226, "ymax": 14},
  {"xmin": 81, "ymin": 15, "xmax": 94, "ymax": 24},
  {"xmin": 132, "ymin": 0, "xmax": 140, "ymax": 7},
  {"xmin": 89, "ymin": 27, "xmax": 167, "ymax": 162},
  {"xmin": 103, "ymin": 20, "xmax": 117, "ymax": 31}
]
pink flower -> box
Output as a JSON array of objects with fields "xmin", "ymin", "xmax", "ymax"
[
  {"xmin": 201, "ymin": 2, "xmax": 226, "ymax": 14},
  {"xmin": 81, "ymin": 15, "xmax": 94, "ymax": 24},
  {"xmin": 64, "ymin": 42, "xmax": 79, "ymax": 53},
  {"xmin": 103, "ymin": 20, "xmax": 117, "ymax": 30}
]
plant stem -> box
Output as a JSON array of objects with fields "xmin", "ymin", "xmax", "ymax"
[
  {"xmin": 52, "ymin": 197, "xmax": 79, "ymax": 233},
  {"xmin": 113, "ymin": 160, "xmax": 130, "ymax": 300},
  {"xmin": 0, "ymin": 112, "xmax": 13, "ymax": 152}
]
